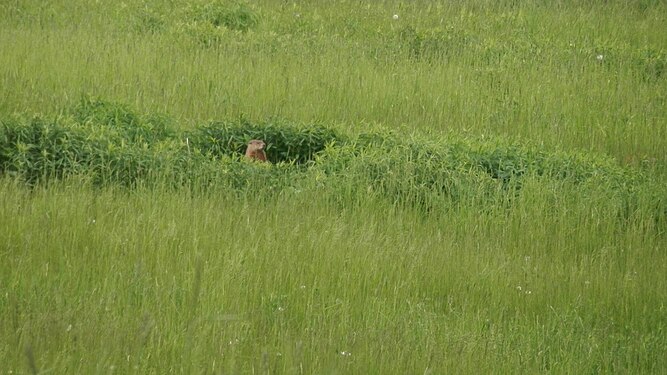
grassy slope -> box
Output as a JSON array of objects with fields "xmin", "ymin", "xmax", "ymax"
[{"xmin": 1, "ymin": 0, "xmax": 666, "ymax": 373}]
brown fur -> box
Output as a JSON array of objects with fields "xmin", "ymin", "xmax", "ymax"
[{"xmin": 245, "ymin": 140, "xmax": 267, "ymax": 162}]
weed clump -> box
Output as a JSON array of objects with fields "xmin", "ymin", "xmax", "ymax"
[
  {"xmin": 397, "ymin": 25, "xmax": 476, "ymax": 61},
  {"xmin": 72, "ymin": 97, "xmax": 175, "ymax": 144},
  {"xmin": 193, "ymin": 1, "xmax": 259, "ymax": 32},
  {"xmin": 635, "ymin": 47, "xmax": 666, "ymax": 82},
  {"xmin": 187, "ymin": 118, "xmax": 342, "ymax": 164},
  {"xmin": 0, "ymin": 99, "xmax": 662, "ymax": 221}
]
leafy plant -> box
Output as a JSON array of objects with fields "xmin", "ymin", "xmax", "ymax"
[
  {"xmin": 636, "ymin": 47, "xmax": 666, "ymax": 82},
  {"xmin": 71, "ymin": 97, "xmax": 175, "ymax": 144},
  {"xmin": 0, "ymin": 100, "xmax": 661, "ymax": 221},
  {"xmin": 187, "ymin": 118, "xmax": 342, "ymax": 164},
  {"xmin": 192, "ymin": 1, "xmax": 259, "ymax": 32}
]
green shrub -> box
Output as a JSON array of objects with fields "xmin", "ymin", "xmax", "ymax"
[
  {"xmin": 0, "ymin": 117, "xmax": 84, "ymax": 183},
  {"xmin": 636, "ymin": 47, "xmax": 666, "ymax": 82},
  {"xmin": 1, "ymin": 100, "xmax": 662, "ymax": 222},
  {"xmin": 71, "ymin": 97, "xmax": 175, "ymax": 144},
  {"xmin": 187, "ymin": 118, "xmax": 343, "ymax": 164},
  {"xmin": 309, "ymin": 141, "xmax": 500, "ymax": 213},
  {"xmin": 192, "ymin": 1, "xmax": 259, "ymax": 32}
]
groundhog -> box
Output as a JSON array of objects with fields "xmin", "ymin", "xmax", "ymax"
[{"xmin": 245, "ymin": 139, "xmax": 267, "ymax": 162}]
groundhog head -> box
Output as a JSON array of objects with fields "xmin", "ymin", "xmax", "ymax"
[{"xmin": 245, "ymin": 139, "xmax": 267, "ymax": 162}]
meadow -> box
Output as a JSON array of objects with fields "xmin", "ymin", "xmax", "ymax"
[{"xmin": 1, "ymin": 0, "xmax": 666, "ymax": 373}]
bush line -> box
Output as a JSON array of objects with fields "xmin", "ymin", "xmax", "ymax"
[{"xmin": 1, "ymin": 98, "xmax": 663, "ymax": 222}]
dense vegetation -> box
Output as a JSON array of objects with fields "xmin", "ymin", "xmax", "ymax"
[
  {"xmin": 3, "ymin": 98, "xmax": 662, "ymax": 219},
  {"xmin": 1, "ymin": 0, "xmax": 665, "ymax": 373}
]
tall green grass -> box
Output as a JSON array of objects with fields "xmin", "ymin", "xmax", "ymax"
[
  {"xmin": 1, "ymin": 0, "xmax": 666, "ymax": 373},
  {"xmin": 1, "ymin": 0, "xmax": 665, "ymax": 168},
  {"xmin": 1, "ymin": 100, "xmax": 666, "ymax": 373},
  {"xmin": 3, "ymin": 98, "xmax": 661, "ymax": 220},
  {"xmin": 1, "ymin": 177, "xmax": 665, "ymax": 373}
]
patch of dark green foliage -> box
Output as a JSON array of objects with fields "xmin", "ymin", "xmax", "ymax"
[
  {"xmin": 192, "ymin": 1, "xmax": 259, "ymax": 32},
  {"xmin": 0, "ymin": 98, "xmax": 664, "ymax": 226},
  {"xmin": 186, "ymin": 118, "xmax": 342, "ymax": 164}
]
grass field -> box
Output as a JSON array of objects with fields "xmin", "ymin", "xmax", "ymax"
[{"xmin": 1, "ymin": 0, "xmax": 666, "ymax": 373}]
